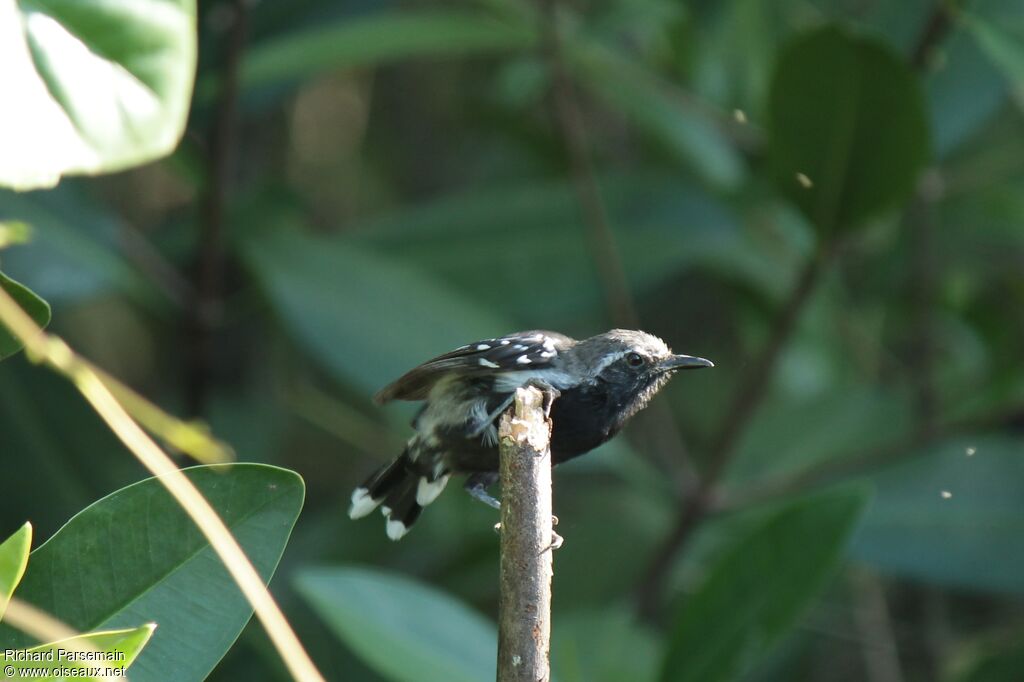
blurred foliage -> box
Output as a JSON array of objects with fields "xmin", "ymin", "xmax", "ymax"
[{"xmin": 2, "ymin": 0, "xmax": 1024, "ymax": 680}]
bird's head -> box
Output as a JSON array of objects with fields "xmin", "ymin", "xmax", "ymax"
[{"xmin": 572, "ymin": 329, "xmax": 713, "ymax": 421}]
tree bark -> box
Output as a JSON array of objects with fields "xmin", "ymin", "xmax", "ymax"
[{"xmin": 497, "ymin": 386, "xmax": 554, "ymax": 682}]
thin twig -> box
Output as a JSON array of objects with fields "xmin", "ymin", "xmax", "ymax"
[
  {"xmin": 497, "ymin": 387, "xmax": 555, "ymax": 682},
  {"xmin": 0, "ymin": 287, "xmax": 325, "ymax": 682},
  {"xmin": 187, "ymin": 0, "xmax": 248, "ymax": 414},
  {"xmin": 849, "ymin": 569, "xmax": 905, "ymax": 682}
]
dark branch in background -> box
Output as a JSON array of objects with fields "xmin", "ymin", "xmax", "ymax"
[
  {"xmin": 910, "ymin": 1, "xmax": 956, "ymax": 70},
  {"xmin": 636, "ymin": 245, "xmax": 834, "ymax": 617},
  {"xmin": 186, "ymin": 0, "xmax": 248, "ymax": 415},
  {"xmin": 712, "ymin": 398, "xmax": 1024, "ymax": 512},
  {"xmin": 907, "ymin": 7, "xmax": 958, "ymax": 676},
  {"xmin": 635, "ymin": 0, "xmax": 963, "ymax": 620},
  {"xmin": 536, "ymin": 0, "xmax": 700, "ymax": 494},
  {"xmin": 497, "ymin": 387, "xmax": 556, "ymax": 682},
  {"xmin": 537, "ymin": 0, "xmax": 637, "ymax": 329}
]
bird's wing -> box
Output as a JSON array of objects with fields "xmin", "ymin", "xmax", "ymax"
[{"xmin": 374, "ymin": 330, "xmax": 574, "ymax": 403}]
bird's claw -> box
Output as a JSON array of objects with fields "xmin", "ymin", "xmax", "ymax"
[{"xmin": 524, "ymin": 379, "xmax": 561, "ymax": 418}]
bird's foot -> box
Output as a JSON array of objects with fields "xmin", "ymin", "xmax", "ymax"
[{"xmin": 524, "ymin": 379, "xmax": 561, "ymax": 418}]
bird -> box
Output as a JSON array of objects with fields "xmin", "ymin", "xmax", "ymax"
[{"xmin": 348, "ymin": 329, "xmax": 713, "ymax": 540}]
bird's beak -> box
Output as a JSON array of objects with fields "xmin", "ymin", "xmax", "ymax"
[{"xmin": 658, "ymin": 354, "xmax": 714, "ymax": 372}]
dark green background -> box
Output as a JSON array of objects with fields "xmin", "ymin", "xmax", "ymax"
[{"xmin": 2, "ymin": 0, "xmax": 1023, "ymax": 680}]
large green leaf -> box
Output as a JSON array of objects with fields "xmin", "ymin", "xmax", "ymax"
[
  {"xmin": 344, "ymin": 175, "xmax": 769, "ymax": 325},
  {"xmin": 242, "ymin": 227, "xmax": 508, "ymax": 397},
  {"xmin": 0, "ymin": 0, "xmax": 197, "ymax": 190},
  {"xmin": 725, "ymin": 386, "xmax": 913, "ymax": 486},
  {"xmin": 234, "ymin": 11, "xmax": 534, "ymax": 95},
  {"xmin": 660, "ymin": 484, "xmax": 871, "ymax": 682},
  {"xmin": 0, "ymin": 464, "xmax": 304, "ymax": 682},
  {"xmin": 964, "ymin": 12, "xmax": 1024, "ymax": 95},
  {"xmin": 0, "ymin": 271, "xmax": 51, "ymax": 360},
  {"xmin": 6, "ymin": 625, "xmax": 155, "ymax": 681},
  {"xmin": 0, "ymin": 185, "xmax": 155, "ymax": 305},
  {"xmin": 295, "ymin": 566, "xmax": 496, "ymax": 682},
  {"xmin": 852, "ymin": 435, "xmax": 1024, "ymax": 593},
  {"xmin": 767, "ymin": 26, "xmax": 930, "ymax": 234},
  {"xmin": 0, "ymin": 522, "xmax": 31, "ymax": 622}
]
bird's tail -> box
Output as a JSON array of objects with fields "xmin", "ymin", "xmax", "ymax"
[{"xmin": 348, "ymin": 449, "xmax": 450, "ymax": 540}]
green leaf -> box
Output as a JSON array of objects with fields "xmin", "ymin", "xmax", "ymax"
[
  {"xmin": 0, "ymin": 522, "xmax": 31, "ymax": 622},
  {"xmin": 0, "ymin": 221, "xmax": 31, "ymax": 250},
  {"xmin": 345, "ymin": 174, "xmax": 762, "ymax": 325},
  {"xmin": 725, "ymin": 386, "xmax": 913, "ymax": 486},
  {"xmin": 852, "ymin": 435, "xmax": 1024, "ymax": 593},
  {"xmin": 241, "ymin": 227, "xmax": 509, "ymax": 397},
  {"xmin": 0, "ymin": 464, "xmax": 305, "ymax": 682},
  {"xmin": 964, "ymin": 12, "xmax": 1024, "ymax": 93},
  {"xmin": 553, "ymin": 607, "xmax": 659, "ymax": 682},
  {"xmin": 946, "ymin": 631, "xmax": 1024, "ymax": 682},
  {"xmin": 767, "ymin": 25, "xmax": 930, "ymax": 234},
  {"xmin": 570, "ymin": 44, "xmax": 744, "ymax": 189},
  {"xmin": 0, "ymin": 0, "xmax": 197, "ymax": 190},
  {"xmin": 0, "ymin": 271, "xmax": 51, "ymax": 361},
  {"xmin": 295, "ymin": 566, "xmax": 496, "ymax": 682},
  {"xmin": 7, "ymin": 624, "xmax": 155, "ymax": 681},
  {"xmin": 234, "ymin": 11, "xmax": 534, "ymax": 95},
  {"xmin": 0, "ymin": 185, "xmax": 157, "ymax": 306},
  {"xmin": 660, "ymin": 484, "xmax": 871, "ymax": 682}
]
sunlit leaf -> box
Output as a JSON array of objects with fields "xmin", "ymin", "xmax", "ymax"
[
  {"xmin": 7, "ymin": 624, "xmax": 155, "ymax": 681},
  {"xmin": 0, "ymin": 522, "xmax": 31, "ymax": 622},
  {"xmin": 0, "ymin": 0, "xmax": 197, "ymax": 190},
  {"xmin": 0, "ymin": 464, "xmax": 304, "ymax": 682},
  {"xmin": 0, "ymin": 271, "xmax": 51, "ymax": 361}
]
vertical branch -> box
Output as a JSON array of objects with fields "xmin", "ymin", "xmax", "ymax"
[
  {"xmin": 186, "ymin": 0, "xmax": 248, "ymax": 414},
  {"xmin": 497, "ymin": 387, "xmax": 555, "ymax": 682},
  {"xmin": 537, "ymin": 0, "xmax": 638, "ymax": 328}
]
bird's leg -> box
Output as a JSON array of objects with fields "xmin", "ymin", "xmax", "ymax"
[
  {"xmin": 468, "ymin": 380, "xmax": 561, "ymax": 440},
  {"xmin": 467, "ymin": 395, "xmax": 515, "ymax": 438},
  {"xmin": 464, "ymin": 472, "xmax": 501, "ymax": 509}
]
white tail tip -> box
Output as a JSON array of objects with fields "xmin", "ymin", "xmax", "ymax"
[
  {"xmin": 386, "ymin": 519, "xmax": 409, "ymax": 541},
  {"xmin": 416, "ymin": 475, "xmax": 450, "ymax": 506},
  {"xmin": 348, "ymin": 488, "xmax": 380, "ymax": 519}
]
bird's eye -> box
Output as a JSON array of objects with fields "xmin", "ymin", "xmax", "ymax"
[{"xmin": 625, "ymin": 352, "xmax": 645, "ymax": 368}]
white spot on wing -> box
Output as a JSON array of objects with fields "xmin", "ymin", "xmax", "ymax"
[
  {"xmin": 479, "ymin": 359, "xmax": 499, "ymax": 368},
  {"xmin": 386, "ymin": 519, "xmax": 409, "ymax": 541},
  {"xmin": 500, "ymin": 339, "xmax": 511, "ymax": 345},
  {"xmin": 543, "ymin": 338, "xmax": 556, "ymax": 351},
  {"xmin": 540, "ymin": 351, "xmax": 556, "ymax": 358},
  {"xmin": 513, "ymin": 344, "xmax": 526, "ymax": 351},
  {"xmin": 476, "ymin": 344, "xmax": 491, "ymax": 350},
  {"xmin": 416, "ymin": 475, "xmax": 450, "ymax": 506},
  {"xmin": 517, "ymin": 355, "xmax": 532, "ymax": 364},
  {"xmin": 348, "ymin": 488, "xmax": 379, "ymax": 519}
]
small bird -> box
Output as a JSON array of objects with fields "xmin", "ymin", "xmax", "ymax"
[{"xmin": 349, "ymin": 329, "xmax": 712, "ymax": 539}]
